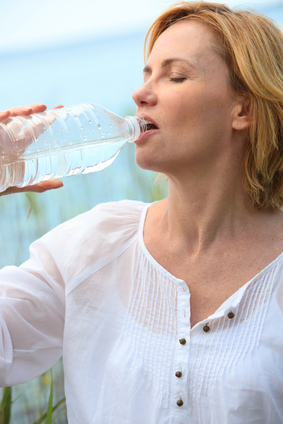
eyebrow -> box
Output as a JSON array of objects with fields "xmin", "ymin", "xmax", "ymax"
[{"xmin": 143, "ymin": 58, "xmax": 196, "ymax": 74}]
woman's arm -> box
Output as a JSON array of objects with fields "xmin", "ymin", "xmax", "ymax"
[
  {"xmin": 0, "ymin": 103, "xmax": 66, "ymax": 385},
  {"xmin": 0, "ymin": 232, "xmax": 65, "ymax": 387}
]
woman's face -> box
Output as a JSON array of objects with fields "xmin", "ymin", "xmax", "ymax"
[{"xmin": 132, "ymin": 20, "xmax": 242, "ymax": 177}]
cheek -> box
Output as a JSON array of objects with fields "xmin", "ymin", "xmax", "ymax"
[
  {"xmin": 161, "ymin": 99, "xmax": 192, "ymax": 131},
  {"xmin": 166, "ymin": 88, "xmax": 232, "ymax": 137}
]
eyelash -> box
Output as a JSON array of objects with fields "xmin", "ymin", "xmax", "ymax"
[{"xmin": 169, "ymin": 78, "xmax": 186, "ymax": 83}]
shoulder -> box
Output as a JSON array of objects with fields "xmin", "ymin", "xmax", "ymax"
[
  {"xmin": 26, "ymin": 200, "xmax": 150, "ymax": 285},
  {"xmin": 89, "ymin": 199, "xmax": 148, "ymax": 229},
  {"xmin": 42, "ymin": 199, "xmax": 149, "ymax": 244},
  {"xmin": 61, "ymin": 199, "xmax": 147, "ymax": 235}
]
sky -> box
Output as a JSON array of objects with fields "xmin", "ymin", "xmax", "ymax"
[{"xmin": 1, "ymin": 0, "xmax": 282, "ymax": 54}]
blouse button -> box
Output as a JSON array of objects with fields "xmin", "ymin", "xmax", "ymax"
[
  {"xmin": 179, "ymin": 338, "xmax": 186, "ymax": 345},
  {"xmin": 175, "ymin": 371, "xmax": 182, "ymax": 378},
  {"xmin": 227, "ymin": 311, "xmax": 235, "ymax": 319},
  {"xmin": 177, "ymin": 399, "xmax": 183, "ymax": 407},
  {"xmin": 203, "ymin": 325, "xmax": 210, "ymax": 332}
]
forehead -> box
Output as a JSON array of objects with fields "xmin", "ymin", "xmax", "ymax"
[{"xmin": 148, "ymin": 20, "xmax": 222, "ymax": 71}]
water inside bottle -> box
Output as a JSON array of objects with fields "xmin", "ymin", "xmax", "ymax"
[{"xmin": 0, "ymin": 137, "xmax": 127, "ymax": 191}]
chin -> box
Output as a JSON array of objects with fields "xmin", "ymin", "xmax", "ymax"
[
  {"xmin": 135, "ymin": 150, "xmax": 161, "ymax": 172},
  {"xmin": 135, "ymin": 155, "xmax": 171, "ymax": 175}
]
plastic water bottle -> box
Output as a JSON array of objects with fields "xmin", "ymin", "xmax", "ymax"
[{"xmin": 0, "ymin": 103, "xmax": 147, "ymax": 192}]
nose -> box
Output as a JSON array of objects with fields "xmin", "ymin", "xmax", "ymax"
[{"xmin": 132, "ymin": 82, "xmax": 157, "ymax": 108}]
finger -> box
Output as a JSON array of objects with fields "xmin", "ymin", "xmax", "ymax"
[
  {"xmin": 0, "ymin": 179, "xmax": 63, "ymax": 196},
  {"xmin": 31, "ymin": 179, "xmax": 64, "ymax": 192},
  {"xmin": 0, "ymin": 110, "xmax": 11, "ymax": 122},
  {"xmin": 0, "ymin": 104, "xmax": 48, "ymax": 120},
  {"xmin": 51, "ymin": 105, "xmax": 64, "ymax": 110},
  {"xmin": 28, "ymin": 103, "xmax": 47, "ymax": 113},
  {"xmin": 8, "ymin": 106, "xmax": 33, "ymax": 117}
]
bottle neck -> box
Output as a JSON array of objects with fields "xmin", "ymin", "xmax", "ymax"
[{"xmin": 124, "ymin": 116, "xmax": 147, "ymax": 143}]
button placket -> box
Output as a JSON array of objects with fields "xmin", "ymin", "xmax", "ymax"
[{"xmin": 173, "ymin": 285, "xmax": 190, "ymax": 415}]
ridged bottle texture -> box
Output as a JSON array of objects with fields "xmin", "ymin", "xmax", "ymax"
[{"xmin": 0, "ymin": 103, "xmax": 146, "ymax": 192}]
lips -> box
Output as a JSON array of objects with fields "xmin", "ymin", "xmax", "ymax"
[
  {"xmin": 134, "ymin": 114, "xmax": 159, "ymax": 143},
  {"xmin": 138, "ymin": 114, "xmax": 159, "ymax": 131}
]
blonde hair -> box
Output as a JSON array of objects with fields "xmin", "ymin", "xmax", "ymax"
[{"xmin": 145, "ymin": 2, "xmax": 283, "ymax": 211}]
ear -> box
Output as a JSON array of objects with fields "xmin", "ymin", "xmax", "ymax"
[{"xmin": 232, "ymin": 96, "xmax": 251, "ymax": 131}]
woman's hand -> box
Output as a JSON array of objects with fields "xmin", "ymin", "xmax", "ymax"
[{"xmin": 0, "ymin": 103, "xmax": 64, "ymax": 196}]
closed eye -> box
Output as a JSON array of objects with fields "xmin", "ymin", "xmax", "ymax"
[{"xmin": 169, "ymin": 77, "xmax": 186, "ymax": 83}]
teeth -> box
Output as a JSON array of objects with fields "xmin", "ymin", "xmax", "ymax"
[{"xmin": 142, "ymin": 118, "xmax": 158, "ymax": 130}]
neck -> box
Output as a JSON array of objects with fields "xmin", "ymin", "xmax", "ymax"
[{"xmin": 159, "ymin": 162, "xmax": 267, "ymax": 257}]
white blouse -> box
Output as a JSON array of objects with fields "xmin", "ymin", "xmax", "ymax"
[{"xmin": 0, "ymin": 200, "xmax": 283, "ymax": 424}]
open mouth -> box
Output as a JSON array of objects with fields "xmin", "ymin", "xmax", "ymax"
[{"xmin": 144, "ymin": 120, "xmax": 159, "ymax": 131}]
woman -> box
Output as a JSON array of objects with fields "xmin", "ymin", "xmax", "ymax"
[{"xmin": 0, "ymin": 2, "xmax": 283, "ymax": 423}]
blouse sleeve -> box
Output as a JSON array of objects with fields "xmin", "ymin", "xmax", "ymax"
[
  {"xmin": 0, "ymin": 237, "xmax": 65, "ymax": 387},
  {"xmin": 0, "ymin": 199, "xmax": 146, "ymax": 387}
]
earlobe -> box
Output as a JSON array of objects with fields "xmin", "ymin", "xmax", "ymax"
[{"xmin": 232, "ymin": 98, "xmax": 251, "ymax": 131}]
